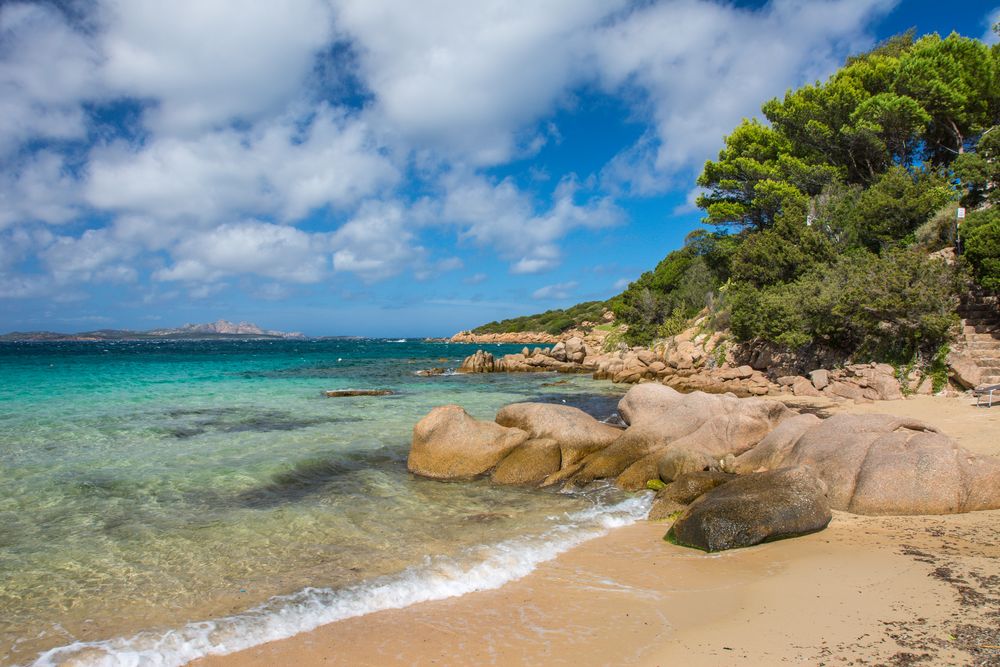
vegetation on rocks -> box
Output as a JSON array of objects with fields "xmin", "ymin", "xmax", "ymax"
[
  {"xmin": 610, "ymin": 30, "xmax": 1000, "ymax": 364},
  {"xmin": 473, "ymin": 300, "xmax": 608, "ymax": 336},
  {"xmin": 467, "ymin": 31, "xmax": 999, "ymax": 372}
]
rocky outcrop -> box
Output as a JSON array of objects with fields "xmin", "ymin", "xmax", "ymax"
[
  {"xmin": 409, "ymin": 382, "xmax": 1000, "ymax": 519},
  {"xmin": 450, "ymin": 331, "xmax": 561, "ymax": 344},
  {"xmin": 668, "ymin": 466, "xmax": 832, "ymax": 552},
  {"xmin": 734, "ymin": 413, "xmax": 1000, "ymax": 515},
  {"xmin": 558, "ymin": 386, "xmax": 793, "ymax": 490},
  {"xmin": 407, "ymin": 405, "xmax": 530, "ymax": 479},
  {"xmin": 456, "ymin": 319, "xmax": 915, "ymax": 403},
  {"xmin": 491, "ymin": 438, "xmax": 562, "ymax": 485}
]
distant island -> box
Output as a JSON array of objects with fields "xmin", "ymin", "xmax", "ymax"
[{"xmin": 0, "ymin": 319, "xmax": 306, "ymax": 342}]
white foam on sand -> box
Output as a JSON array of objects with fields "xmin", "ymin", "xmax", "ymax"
[{"xmin": 32, "ymin": 494, "xmax": 651, "ymax": 667}]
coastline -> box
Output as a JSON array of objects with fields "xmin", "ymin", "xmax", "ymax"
[{"xmin": 195, "ymin": 395, "xmax": 1000, "ymax": 666}]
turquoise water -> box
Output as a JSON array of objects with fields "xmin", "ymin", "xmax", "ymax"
[{"xmin": 0, "ymin": 340, "xmax": 642, "ymax": 665}]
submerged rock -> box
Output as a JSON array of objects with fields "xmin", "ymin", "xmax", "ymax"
[
  {"xmin": 323, "ymin": 389, "xmax": 393, "ymax": 397},
  {"xmin": 668, "ymin": 466, "xmax": 832, "ymax": 552}
]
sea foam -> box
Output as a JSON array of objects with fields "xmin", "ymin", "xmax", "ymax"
[{"xmin": 32, "ymin": 493, "xmax": 651, "ymax": 667}]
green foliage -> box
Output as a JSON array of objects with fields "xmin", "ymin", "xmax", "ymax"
[
  {"xmin": 953, "ymin": 127, "xmax": 1000, "ymax": 207},
  {"xmin": 915, "ymin": 203, "xmax": 959, "ymax": 251},
  {"xmin": 839, "ymin": 167, "xmax": 952, "ymax": 252},
  {"xmin": 473, "ymin": 301, "xmax": 607, "ymax": 335},
  {"xmin": 729, "ymin": 249, "xmax": 960, "ymax": 361},
  {"xmin": 961, "ymin": 208, "xmax": 1000, "ymax": 291},
  {"xmin": 612, "ymin": 246, "xmax": 718, "ymax": 346},
  {"xmin": 696, "ymin": 120, "xmax": 837, "ymax": 230},
  {"xmin": 730, "ymin": 215, "xmax": 834, "ymax": 287},
  {"xmin": 929, "ymin": 343, "xmax": 950, "ymax": 393},
  {"xmin": 601, "ymin": 330, "xmax": 626, "ymax": 353}
]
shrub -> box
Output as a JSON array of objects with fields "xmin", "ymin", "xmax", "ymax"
[
  {"xmin": 729, "ymin": 248, "xmax": 959, "ymax": 361},
  {"xmin": 961, "ymin": 208, "xmax": 1000, "ymax": 291}
]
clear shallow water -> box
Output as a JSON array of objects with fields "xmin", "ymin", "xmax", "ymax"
[{"xmin": 0, "ymin": 340, "xmax": 643, "ymax": 666}]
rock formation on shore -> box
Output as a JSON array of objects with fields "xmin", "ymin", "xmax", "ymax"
[
  {"xmin": 407, "ymin": 384, "xmax": 1000, "ymax": 550},
  {"xmin": 455, "ymin": 318, "xmax": 934, "ymax": 403}
]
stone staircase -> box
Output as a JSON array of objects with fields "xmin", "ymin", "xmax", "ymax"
[{"xmin": 952, "ymin": 289, "xmax": 1000, "ymax": 389}]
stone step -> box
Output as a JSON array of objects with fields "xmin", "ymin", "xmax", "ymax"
[
  {"xmin": 962, "ymin": 317, "xmax": 1000, "ymax": 327},
  {"xmin": 963, "ymin": 324, "xmax": 1000, "ymax": 334},
  {"xmin": 965, "ymin": 340, "xmax": 1000, "ymax": 357},
  {"xmin": 964, "ymin": 332, "xmax": 1000, "ymax": 342},
  {"xmin": 966, "ymin": 342, "xmax": 1000, "ymax": 353}
]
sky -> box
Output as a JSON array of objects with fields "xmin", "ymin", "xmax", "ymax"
[{"xmin": 1, "ymin": 0, "xmax": 997, "ymax": 337}]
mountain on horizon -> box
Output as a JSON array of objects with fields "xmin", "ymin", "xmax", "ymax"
[{"xmin": 0, "ymin": 319, "xmax": 305, "ymax": 341}]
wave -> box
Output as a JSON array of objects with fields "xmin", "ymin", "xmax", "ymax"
[{"xmin": 31, "ymin": 493, "xmax": 651, "ymax": 667}]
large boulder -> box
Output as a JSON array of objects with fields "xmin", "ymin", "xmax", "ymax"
[
  {"xmin": 559, "ymin": 388, "xmax": 792, "ymax": 487},
  {"xmin": 495, "ymin": 402, "xmax": 623, "ymax": 468},
  {"xmin": 668, "ymin": 466, "xmax": 832, "ymax": 552},
  {"xmin": 648, "ymin": 470, "xmax": 735, "ymax": 520},
  {"xmin": 616, "ymin": 383, "xmax": 683, "ymax": 426},
  {"xmin": 565, "ymin": 336, "xmax": 587, "ymax": 363},
  {"xmin": 732, "ymin": 413, "xmax": 822, "ymax": 473},
  {"xmin": 408, "ymin": 405, "xmax": 530, "ymax": 479},
  {"xmin": 744, "ymin": 413, "xmax": 1000, "ymax": 515},
  {"xmin": 491, "ymin": 438, "xmax": 561, "ymax": 485}
]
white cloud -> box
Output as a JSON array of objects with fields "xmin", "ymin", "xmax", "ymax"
[
  {"xmin": 41, "ymin": 228, "xmax": 139, "ymax": 284},
  {"xmin": 0, "ymin": 151, "xmax": 83, "ymax": 229},
  {"xmin": 984, "ymin": 7, "xmax": 1000, "ymax": 45},
  {"xmin": 155, "ymin": 220, "xmax": 330, "ymax": 283},
  {"xmin": 331, "ymin": 0, "xmax": 625, "ymax": 165},
  {"xmin": 331, "ymin": 201, "xmax": 425, "ymax": 281},
  {"xmin": 532, "ymin": 281, "xmax": 578, "ymax": 300},
  {"xmin": 100, "ymin": 0, "xmax": 335, "ymax": 136},
  {"xmin": 0, "ymin": 2, "xmax": 102, "ymax": 157},
  {"xmin": 87, "ymin": 105, "xmax": 399, "ymax": 224},
  {"xmin": 441, "ymin": 172, "xmax": 621, "ymax": 274},
  {"xmin": 595, "ymin": 0, "xmax": 896, "ymax": 188}
]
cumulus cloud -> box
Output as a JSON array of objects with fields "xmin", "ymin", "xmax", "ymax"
[
  {"xmin": 87, "ymin": 105, "xmax": 399, "ymax": 224},
  {"xmin": 154, "ymin": 220, "xmax": 330, "ymax": 283},
  {"xmin": 984, "ymin": 7, "xmax": 1000, "ymax": 45},
  {"xmin": 0, "ymin": 152, "xmax": 83, "ymax": 228},
  {"xmin": 100, "ymin": 0, "xmax": 335, "ymax": 136},
  {"xmin": 532, "ymin": 281, "xmax": 578, "ymax": 300},
  {"xmin": 0, "ymin": 2, "xmax": 102, "ymax": 157},
  {"xmin": 441, "ymin": 173, "xmax": 621, "ymax": 274},
  {"xmin": 595, "ymin": 0, "xmax": 896, "ymax": 189},
  {"xmin": 331, "ymin": 201, "xmax": 425, "ymax": 281},
  {"xmin": 0, "ymin": 0, "xmax": 896, "ymax": 310},
  {"xmin": 41, "ymin": 228, "xmax": 140, "ymax": 284},
  {"xmin": 331, "ymin": 0, "xmax": 624, "ymax": 165}
]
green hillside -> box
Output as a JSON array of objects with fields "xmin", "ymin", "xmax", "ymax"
[
  {"xmin": 472, "ymin": 301, "xmax": 609, "ymax": 336},
  {"xmin": 486, "ymin": 30, "xmax": 1000, "ymax": 365}
]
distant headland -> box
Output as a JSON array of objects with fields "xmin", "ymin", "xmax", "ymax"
[{"xmin": 0, "ymin": 319, "xmax": 306, "ymax": 342}]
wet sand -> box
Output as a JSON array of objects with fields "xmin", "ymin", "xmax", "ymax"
[{"xmin": 196, "ymin": 394, "xmax": 1000, "ymax": 666}]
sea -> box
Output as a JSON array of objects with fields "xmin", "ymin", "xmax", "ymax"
[{"xmin": 0, "ymin": 339, "xmax": 649, "ymax": 666}]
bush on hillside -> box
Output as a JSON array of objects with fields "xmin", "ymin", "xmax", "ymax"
[
  {"xmin": 962, "ymin": 208, "xmax": 1000, "ymax": 291},
  {"xmin": 729, "ymin": 248, "xmax": 960, "ymax": 361}
]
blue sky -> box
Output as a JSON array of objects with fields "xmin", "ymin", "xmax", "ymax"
[{"xmin": 1, "ymin": 0, "xmax": 997, "ymax": 337}]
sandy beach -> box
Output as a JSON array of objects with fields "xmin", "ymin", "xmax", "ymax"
[{"xmin": 197, "ymin": 395, "xmax": 1000, "ymax": 667}]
